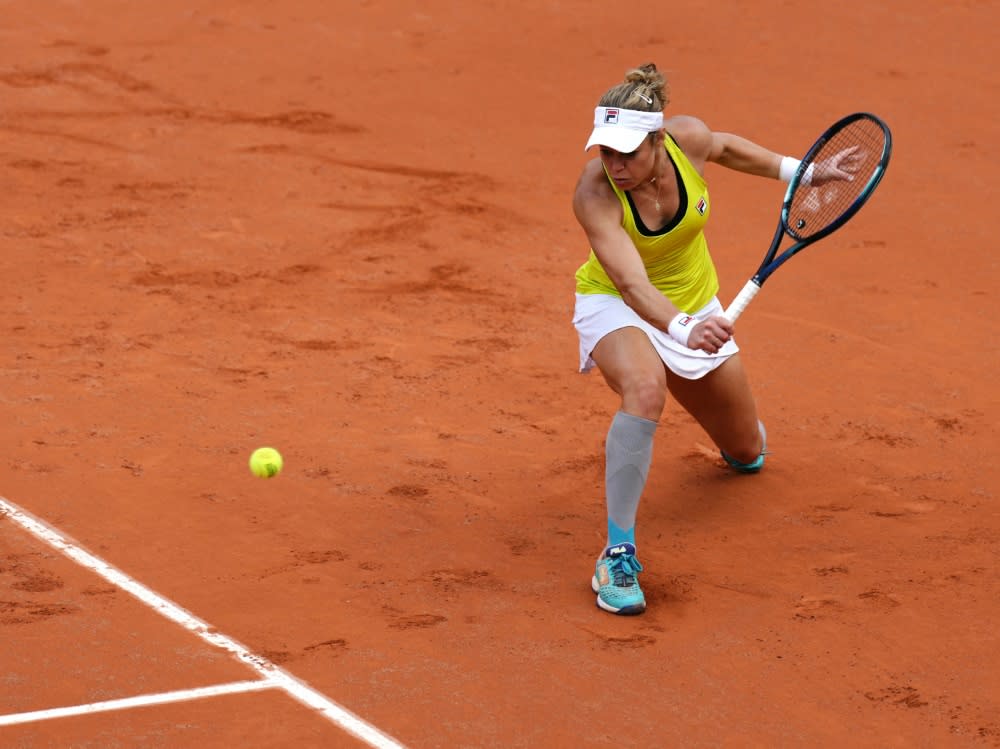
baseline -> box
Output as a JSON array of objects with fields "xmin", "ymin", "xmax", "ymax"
[
  {"xmin": 0, "ymin": 681, "xmax": 276, "ymax": 727},
  {"xmin": 0, "ymin": 495, "xmax": 407, "ymax": 749}
]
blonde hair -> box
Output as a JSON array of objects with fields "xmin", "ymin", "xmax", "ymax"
[{"xmin": 597, "ymin": 63, "xmax": 669, "ymax": 113}]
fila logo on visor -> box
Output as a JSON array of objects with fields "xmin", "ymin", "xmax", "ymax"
[{"xmin": 603, "ymin": 108, "xmax": 619, "ymax": 124}]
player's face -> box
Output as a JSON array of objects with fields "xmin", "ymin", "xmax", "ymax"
[{"xmin": 599, "ymin": 135, "xmax": 657, "ymax": 190}]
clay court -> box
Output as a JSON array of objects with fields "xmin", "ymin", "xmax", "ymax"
[{"xmin": 1, "ymin": 1, "xmax": 997, "ymax": 747}]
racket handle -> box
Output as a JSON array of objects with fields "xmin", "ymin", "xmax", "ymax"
[{"xmin": 723, "ymin": 279, "xmax": 761, "ymax": 322}]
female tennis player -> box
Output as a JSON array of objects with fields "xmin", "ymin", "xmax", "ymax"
[{"xmin": 573, "ymin": 63, "xmax": 859, "ymax": 615}]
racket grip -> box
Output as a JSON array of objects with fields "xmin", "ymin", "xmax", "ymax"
[{"xmin": 723, "ymin": 280, "xmax": 761, "ymax": 322}]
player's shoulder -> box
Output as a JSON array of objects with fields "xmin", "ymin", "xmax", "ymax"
[
  {"xmin": 573, "ymin": 158, "xmax": 619, "ymax": 224},
  {"xmin": 574, "ymin": 158, "xmax": 614, "ymax": 203},
  {"xmin": 664, "ymin": 115, "xmax": 713, "ymax": 157}
]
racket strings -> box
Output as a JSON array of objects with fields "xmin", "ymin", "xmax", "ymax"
[{"xmin": 787, "ymin": 119, "xmax": 887, "ymax": 240}]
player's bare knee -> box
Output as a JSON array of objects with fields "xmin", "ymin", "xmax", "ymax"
[
  {"xmin": 725, "ymin": 444, "xmax": 758, "ymax": 465},
  {"xmin": 622, "ymin": 376, "xmax": 667, "ymax": 420},
  {"xmin": 725, "ymin": 429, "xmax": 764, "ymax": 464}
]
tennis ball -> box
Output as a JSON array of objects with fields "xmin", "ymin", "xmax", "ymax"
[{"xmin": 249, "ymin": 447, "xmax": 283, "ymax": 478}]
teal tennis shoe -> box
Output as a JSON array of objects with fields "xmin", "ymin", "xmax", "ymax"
[{"xmin": 591, "ymin": 542, "xmax": 646, "ymax": 615}]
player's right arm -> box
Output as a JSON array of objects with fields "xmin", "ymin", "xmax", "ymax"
[{"xmin": 572, "ymin": 160, "xmax": 681, "ymax": 332}]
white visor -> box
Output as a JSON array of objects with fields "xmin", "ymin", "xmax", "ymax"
[{"xmin": 585, "ymin": 107, "xmax": 664, "ymax": 153}]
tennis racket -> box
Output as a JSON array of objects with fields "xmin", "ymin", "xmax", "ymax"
[{"xmin": 723, "ymin": 112, "xmax": 892, "ymax": 322}]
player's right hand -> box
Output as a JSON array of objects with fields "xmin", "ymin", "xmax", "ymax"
[{"xmin": 687, "ymin": 315, "xmax": 733, "ymax": 354}]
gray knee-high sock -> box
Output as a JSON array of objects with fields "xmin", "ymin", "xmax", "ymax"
[{"xmin": 605, "ymin": 411, "xmax": 658, "ymax": 546}]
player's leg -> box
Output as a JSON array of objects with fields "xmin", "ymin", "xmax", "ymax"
[
  {"xmin": 587, "ymin": 326, "xmax": 667, "ymax": 615},
  {"xmin": 590, "ymin": 325, "xmax": 667, "ymax": 540},
  {"xmin": 590, "ymin": 325, "xmax": 668, "ymax": 421},
  {"xmin": 664, "ymin": 352, "xmax": 766, "ymax": 469}
]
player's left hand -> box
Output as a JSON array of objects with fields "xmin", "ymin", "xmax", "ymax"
[{"xmin": 811, "ymin": 145, "xmax": 863, "ymax": 186}]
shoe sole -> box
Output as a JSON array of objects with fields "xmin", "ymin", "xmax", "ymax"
[{"xmin": 591, "ymin": 576, "xmax": 646, "ymax": 615}]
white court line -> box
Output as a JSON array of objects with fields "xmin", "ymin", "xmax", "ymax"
[
  {"xmin": 0, "ymin": 680, "xmax": 275, "ymax": 727},
  {"xmin": 0, "ymin": 496, "xmax": 407, "ymax": 749}
]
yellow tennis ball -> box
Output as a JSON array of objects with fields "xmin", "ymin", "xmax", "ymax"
[{"xmin": 249, "ymin": 447, "xmax": 283, "ymax": 478}]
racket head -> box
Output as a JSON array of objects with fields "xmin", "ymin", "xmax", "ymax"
[{"xmin": 782, "ymin": 112, "xmax": 892, "ymax": 243}]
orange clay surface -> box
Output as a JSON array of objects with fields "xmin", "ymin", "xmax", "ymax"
[{"xmin": 1, "ymin": 2, "xmax": 998, "ymax": 747}]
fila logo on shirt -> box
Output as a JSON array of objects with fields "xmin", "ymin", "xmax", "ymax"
[
  {"xmin": 696, "ymin": 196, "xmax": 707, "ymax": 215},
  {"xmin": 603, "ymin": 108, "xmax": 620, "ymax": 124}
]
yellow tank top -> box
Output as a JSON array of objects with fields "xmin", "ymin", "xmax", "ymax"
[{"xmin": 575, "ymin": 134, "xmax": 718, "ymax": 313}]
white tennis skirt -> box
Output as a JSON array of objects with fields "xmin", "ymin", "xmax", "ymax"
[{"xmin": 573, "ymin": 293, "xmax": 740, "ymax": 380}]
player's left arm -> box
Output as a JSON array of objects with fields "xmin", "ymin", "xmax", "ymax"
[
  {"xmin": 668, "ymin": 115, "xmax": 862, "ymax": 186},
  {"xmin": 666, "ymin": 115, "xmax": 783, "ymax": 179}
]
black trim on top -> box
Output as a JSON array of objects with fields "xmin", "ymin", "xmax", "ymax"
[{"xmin": 625, "ymin": 136, "xmax": 687, "ymax": 236}]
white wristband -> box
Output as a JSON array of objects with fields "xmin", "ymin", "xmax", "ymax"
[
  {"xmin": 667, "ymin": 312, "xmax": 698, "ymax": 346},
  {"xmin": 778, "ymin": 156, "xmax": 799, "ymax": 182},
  {"xmin": 779, "ymin": 156, "xmax": 814, "ymax": 186}
]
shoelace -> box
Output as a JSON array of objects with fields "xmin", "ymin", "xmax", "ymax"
[{"xmin": 608, "ymin": 554, "xmax": 643, "ymax": 586}]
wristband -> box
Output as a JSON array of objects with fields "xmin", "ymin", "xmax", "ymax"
[
  {"xmin": 778, "ymin": 156, "xmax": 814, "ymax": 186},
  {"xmin": 667, "ymin": 312, "xmax": 698, "ymax": 346}
]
